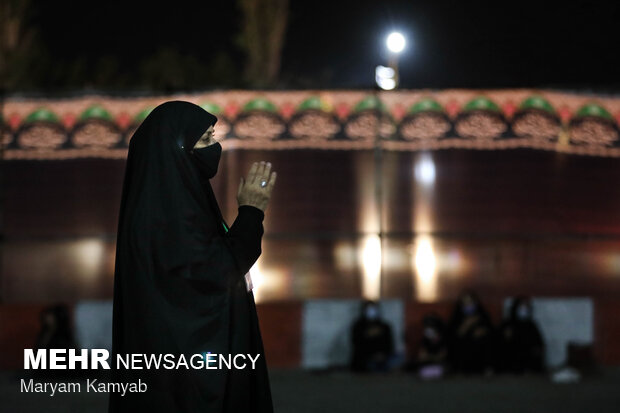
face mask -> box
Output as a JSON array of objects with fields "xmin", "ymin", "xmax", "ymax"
[
  {"xmin": 365, "ymin": 306, "xmax": 379, "ymax": 320},
  {"xmin": 462, "ymin": 303, "xmax": 477, "ymax": 316},
  {"xmin": 424, "ymin": 327, "xmax": 438, "ymax": 341},
  {"xmin": 191, "ymin": 141, "xmax": 222, "ymax": 179},
  {"xmin": 516, "ymin": 306, "xmax": 530, "ymax": 320}
]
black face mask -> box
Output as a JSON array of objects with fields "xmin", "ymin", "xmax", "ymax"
[{"xmin": 191, "ymin": 142, "xmax": 222, "ymax": 179}]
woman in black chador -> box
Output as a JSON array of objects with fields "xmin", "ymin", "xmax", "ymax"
[
  {"xmin": 108, "ymin": 101, "xmax": 276, "ymax": 413},
  {"xmin": 350, "ymin": 300, "xmax": 395, "ymax": 372},
  {"xmin": 498, "ymin": 296, "xmax": 545, "ymax": 374},
  {"xmin": 447, "ymin": 291, "xmax": 497, "ymax": 374}
]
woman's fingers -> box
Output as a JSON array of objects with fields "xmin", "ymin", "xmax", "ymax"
[
  {"xmin": 262, "ymin": 165, "xmax": 275, "ymax": 189},
  {"xmin": 256, "ymin": 161, "xmax": 266, "ymax": 180},
  {"xmin": 247, "ymin": 162, "xmax": 259, "ymax": 184},
  {"xmin": 246, "ymin": 161, "xmax": 275, "ymax": 190},
  {"xmin": 256, "ymin": 162, "xmax": 271, "ymax": 187},
  {"xmin": 238, "ymin": 163, "xmax": 276, "ymax": 210},
  {"xmin": 237, "ymin": 177, "xmax": 244, "ymax": 198},
  {"xmin": 266, "ymin": 171, "xmax": 277, "ymax": 194}
]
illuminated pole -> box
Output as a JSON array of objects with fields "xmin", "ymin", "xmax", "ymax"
[
  {"xmin": 367, "ymin": 31, "xmax": 408, "ymax": 297},
  {"xmin": 388, "ymin": 54, "xmax": 399, "ymax": 88}
]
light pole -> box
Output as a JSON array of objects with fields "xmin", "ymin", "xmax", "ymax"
[{"xmin": 375, "ymin": 31, "xmax": 406, "ymax": 90}]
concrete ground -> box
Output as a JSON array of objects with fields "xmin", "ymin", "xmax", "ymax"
[{"xmin": 3, "ymin": 368, "xmax": 620, "ymax": 413}]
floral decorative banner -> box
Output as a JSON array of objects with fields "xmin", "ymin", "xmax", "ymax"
[{"xmin": 3, "ymin": 89, "xmax": 620, "ymax": 160}]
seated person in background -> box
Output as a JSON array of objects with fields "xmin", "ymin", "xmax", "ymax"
[
  {"xmin": 33, "ymin": 303, "xmax": 79, "ymax": 379},
  {"xmin": 448, "ymin": 290, "xmax": 497, "ymax": 375},
  {"xmin": 350, "ymin": 300, "xmax": 396, "ymax": 373},
  {"xmin": 498, "ymin": 295, "xmax": 545, "ymax": 374},
  {"xmin": 34, "ymin": 303, "xmax": 77, "ymax": 351},
  {"xmin": 415, "ymin": 314, "xmax": 448, "ymax": 379}
]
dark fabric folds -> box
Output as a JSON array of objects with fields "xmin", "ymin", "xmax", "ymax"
[{"xmin": 108, "ymin": 100, "xmax": 273, "ymax": 413}]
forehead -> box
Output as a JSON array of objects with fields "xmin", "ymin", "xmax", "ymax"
[{"xmin": 200, "ymin": 126, "xmax": 215, "ymax": 136}]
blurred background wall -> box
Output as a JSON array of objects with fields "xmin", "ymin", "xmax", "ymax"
[{"xmin": 2, "ymin": 90, "xmax": 620, "ymax": 369}]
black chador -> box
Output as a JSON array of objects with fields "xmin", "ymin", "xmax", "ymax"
[{"xmin": 109, "ymin": 101, "xmax": 273, "ymax": 412}]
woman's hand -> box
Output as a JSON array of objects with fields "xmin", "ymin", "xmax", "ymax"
[{"xmin": 237, "ymin": 161, "xmax": 277, "ymax": 212}]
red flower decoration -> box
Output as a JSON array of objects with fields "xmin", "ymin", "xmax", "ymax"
[
  {"xmin": 502, "ymin": 101, "xmax": 517, "ymax": 119},
  {"xmin": 558, "ymin": 106, "xmax": 572, "ymax": 124},
  {"xmin": 224, "ymin": 102, "xmax": 240, "ymax": 119},
  {"xmin": 62, "ymin": 113, "xmax": 77, "ymax": 129},
  {"xmin": 392, "ymin": 103, "xmax": 406, "ymax": 121},
  {"xmin": 280, "ymin": 102, "xmax": 295, "ymax": 119},
  {"xmin": 116, "ymin": 112, "xmax": 131, "ymax": 130},
  {"xmin": 445, "ymin": 100, "xmax": 460, "ymax": 118},
  {"xmin": 335, "ymin": 103, "xmax": 350, "ymax": 120},
  {"xmin": 8, "ymin": 113, "xmax": 21, "ymax": 130}
]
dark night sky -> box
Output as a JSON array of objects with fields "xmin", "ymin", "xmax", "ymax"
[{"xmin": 30, "ymin": 0, "xmax": 620, "ymax": 91}]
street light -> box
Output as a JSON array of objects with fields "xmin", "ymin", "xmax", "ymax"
[
  {"xmin": 386, "ymin": 32, "xmax": 406, "ymax": 54},
  {"xmin": 376, "ymin": 31, "xmax": 406, "ymax": 90},
  {"xmin": 375, "ymin": 65, "xmax": 396, "ymax": 90}
]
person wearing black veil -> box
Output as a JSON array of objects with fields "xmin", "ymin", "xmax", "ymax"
[
  {"xmin": 32, "ymin": 304, "xmax": 79, "ymax": 380},
  {"xmin": 34, "ymin": 304, "xmax": 77, "ymax": 352},
  {"xmin": 350, "ymin": 300, "xmax": 396, "ymax": 372},
  {"xmin": 108, "ymin": 100, "xmax": 276, "ymax": 413},
  {"xmin": 447, "ymin": 290, "xmax": 498, "ymax": 374},
  {"xmin": 498, "ymin": 295, "xmax": 545, "ymax": 374},
  {"xmin": 413, "ymin": 313, "xmax": 448, "ymax": 379}
]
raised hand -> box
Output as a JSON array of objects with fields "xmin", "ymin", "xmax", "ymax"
[{"xmin": 237, "ymin": 161, "xmax": 277, "ymax": 212}]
